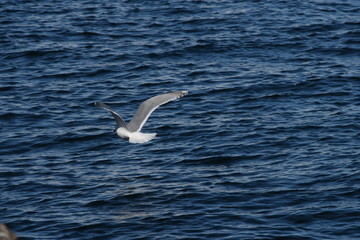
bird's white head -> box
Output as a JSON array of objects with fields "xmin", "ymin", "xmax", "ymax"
[{"xmin": 116, "ymin": 127, "xmax": 131, "ymax": 140}]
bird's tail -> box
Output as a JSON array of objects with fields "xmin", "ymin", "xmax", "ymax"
[{"xmin": 129, "ymin": 132, "xmax": 156, "ymax": 144}]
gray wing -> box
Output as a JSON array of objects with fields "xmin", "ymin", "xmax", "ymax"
[
  {"xmin": 94, "ymin": 102, "xmax": 127, "ymax": 129},
  {"xmin": 127, "ymin": 91, "xmax": 188, "ymax": 132}
]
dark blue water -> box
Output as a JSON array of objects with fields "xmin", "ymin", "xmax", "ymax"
[{"xmin": 1, "ymin": 0, "xmax": 360, "ymax": 239}]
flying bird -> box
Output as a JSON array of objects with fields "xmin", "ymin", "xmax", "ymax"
[{"xmin": 95, "ymin": 91, "xmax": 188, "ymax": 144}]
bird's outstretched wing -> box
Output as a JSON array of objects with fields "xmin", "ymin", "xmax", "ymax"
[
  {"xmin": 94, "ymin": 102, "xmax": 127, "ymax": 129},
  {"xmin": 127, "ymin": 91, "xmax": 188, "ymax": 132}
]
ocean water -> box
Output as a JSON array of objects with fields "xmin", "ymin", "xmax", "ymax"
[{"xmin": 1, "ymin": 0, "xmax": 360, "ymax": 239}]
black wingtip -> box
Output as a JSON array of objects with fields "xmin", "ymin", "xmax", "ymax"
[{"xmin": 94, "ymin": 102, "xmax": 102, "ymax": 107}]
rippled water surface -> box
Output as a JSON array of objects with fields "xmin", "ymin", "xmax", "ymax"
[{"xmin": 1, "ymin": 0, "xmax": 360, "ymax": 239}]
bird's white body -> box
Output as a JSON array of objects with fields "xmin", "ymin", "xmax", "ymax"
[{"xmin": 116, "ymin": 127, "xmax": 156, "ymax": 144}]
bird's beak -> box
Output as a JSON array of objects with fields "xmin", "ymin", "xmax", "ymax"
[{"xmin": 113, "ymin": 128, "xmax": 117, "ymax": 132}]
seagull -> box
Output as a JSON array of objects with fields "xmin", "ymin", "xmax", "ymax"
[{"xmin": 95, "ymin": 91, "xmax": 188, "ymax": 144}]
